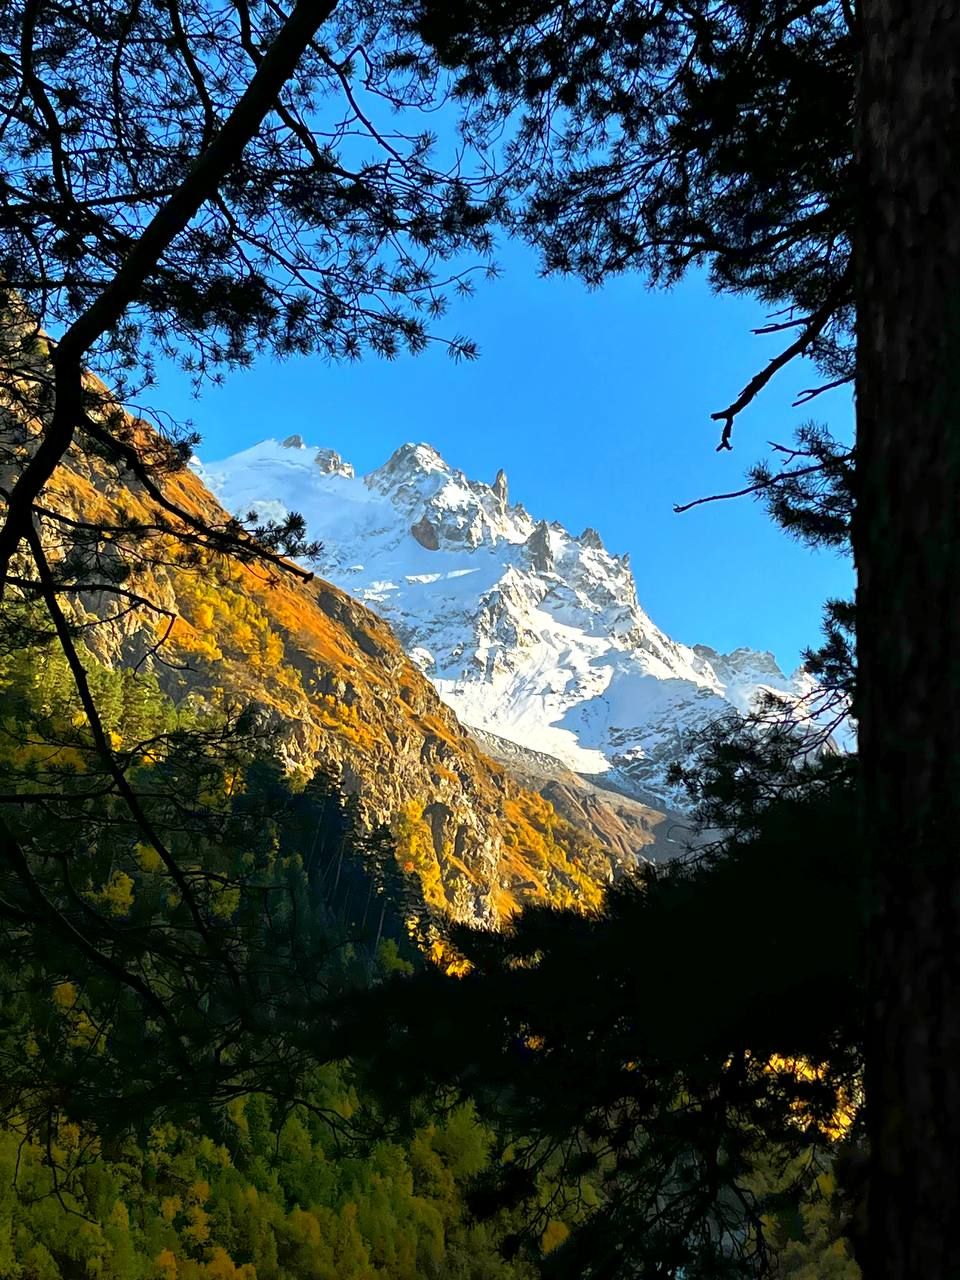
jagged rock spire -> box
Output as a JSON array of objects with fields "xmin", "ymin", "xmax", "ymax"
[{"xmin": 493, "ymin": 468, "xmax": 508, "ymax": 513}]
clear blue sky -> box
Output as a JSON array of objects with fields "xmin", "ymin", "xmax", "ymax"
[{"xmin": 147, "ymin": 239, "xmax": 853, "ymax": 674}]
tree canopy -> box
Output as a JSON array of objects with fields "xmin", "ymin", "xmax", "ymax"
[{"xmin": 2, "ymin": 2, "xmax": 957, "ymax": 1279}]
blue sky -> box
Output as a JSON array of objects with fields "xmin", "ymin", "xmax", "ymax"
[{"xmin": 148, "ymin": 238, "xmax": 853, "ymax": 674}]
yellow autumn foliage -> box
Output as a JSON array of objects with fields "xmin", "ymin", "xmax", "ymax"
[
  {"xmin": 541, "ymin": 1219, "xmax": 571, "ymax": 1255},
  {"xmin": 95, "ymin": 868, "xmax": 136, "ymax": 916},
  {"xmin": 394, "ymin": 800, "xmax": 447, "ymax": 912}
]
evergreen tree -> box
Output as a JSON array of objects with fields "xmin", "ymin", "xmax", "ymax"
[{"xmin": 343, "ymin": 759, "xmax": 863, "ymax": 1279}]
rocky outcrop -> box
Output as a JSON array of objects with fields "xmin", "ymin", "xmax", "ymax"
[
  {"xmin": 468, "ymin": 725, "xmax": 685, "ymax": 862},
  {"xmin": 525, "ymin": 520, "xmax": 556, "ymax": 573},
  {"xmin": 411, "ymin": 515, "xmax": 440, "ymax": 550},
  {"xmin": 313, "ymin": 448, "xmax": 354, "ymax": 478}
]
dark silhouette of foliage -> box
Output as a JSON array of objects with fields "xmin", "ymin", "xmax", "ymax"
[
  {"xmin": 401, "ymin": 0, "xmax": 856, "ymax": 447},
  {"xmin": 340, "ymin": 756, "xmax": 863, "ymax": 1278}
]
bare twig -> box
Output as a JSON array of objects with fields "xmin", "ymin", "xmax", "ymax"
[
  {"xmin": 0, "ymin": 0, "xmax": 338, "ymax": 586},
  {"xmin": 792, "ymin": 373, "xmax": 854, "ymax": 407},
  {"xmin": 710, "ymin": 278, "xmax": 849, "ymax": 450}
]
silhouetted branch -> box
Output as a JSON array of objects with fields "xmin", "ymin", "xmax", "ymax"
[
  {"xmin": 792, "ymin": 373, "xmax": 855, "ymax": 406},
  {"xmin": 0, "ymin": 0, "xmax": 338, "ymax": 587},
  {"xmin": 673, "ymin": 455, "xmax": 852, "ymax": 515},
  {"xmin": 25, "ymin": 523, "xmax": 231, "ymax": 965},
  {"xmin": 710, "ymin": 278, "xmax": 850, "ymax": 449}
]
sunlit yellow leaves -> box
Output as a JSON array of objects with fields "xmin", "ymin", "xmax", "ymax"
[
  {"xmin": 137, "ymin": 842, "xmax": 164, "ymax": 873},
  {"xmin": 199, "ymin": 1246, "xmax": 256, "ymax": 1280},
  {"xmin": 52, "ymin": 981, "xmax": 78, "ymax": 1009},
  {"xmin": 765, "ymin": 1055, "xmax": 858, "ymax": 1141},
  {"xmin": 155, "ymin": 1248, "xmax": 179, "ymax": 1280},
  {"xmin": 541, "ymin": 1219, "xmax": 570, "ymax": 1254},
  {"xmin": 183, "ymin": 1205, "xmax": 211, "ymax": 1247},
  {"xmin": 51, "ymin": 983, "xmax": 103, "ymax": 1052},
  {"xmin": 210, "ymin": 885, "xmax": 241, "ymax": 920},
  {"xmin": 193, "ymin": 602, "xmax": 215, "ymax": 632},
  {"xmin": 393, "ymin": 801, "xmax": 447, "ymax": 912},
  {"xmin": 109, "ymin": 1200, "xmax": 130, "ymax": 1231},
  {"xmin": 59, "ymin": 1122, "xmax": 82, "ymax": 1151},
  {"xmin": 286, "ymin": 1206, "xmax": 323, "ymax": 1249},
  {"xmin": 95, "ymin": 869, "xmax": 135, "ymax": 916},
  {"xmin": 186, "ymin": 1180, "xmax": 211, "ymax": 1206},
  {"xmin": 501, "ymin": 790, "xmax": 606, "ymax": 917}
]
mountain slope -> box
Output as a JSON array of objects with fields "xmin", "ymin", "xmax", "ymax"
[
  {"xmin": 2, "ymin": 371, "xmax": 663, "ymax": 925},
  {"xmin": 197, "ymin": 437, "xmax": 819, "ymax": 807}
]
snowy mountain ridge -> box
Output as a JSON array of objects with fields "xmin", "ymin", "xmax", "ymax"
[{"xmin": 194, "ymin": 436, "xmax": 819, "ymax": 806}]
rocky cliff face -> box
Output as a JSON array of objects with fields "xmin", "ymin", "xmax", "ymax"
[{"xmin": 198, "ymin": 437, "xmax": 829, "ymax": 809}]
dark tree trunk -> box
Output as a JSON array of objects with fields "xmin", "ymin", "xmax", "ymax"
[{"xmin": 855, "ymin": 2, "xmax": 960, "ymax": 1277}]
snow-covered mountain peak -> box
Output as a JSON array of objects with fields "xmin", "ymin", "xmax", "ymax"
[
  {"xmin": 365, "ymin": 441, "xmax": 448, "ymax": 494},
  {"xmin": 195, "ymin": 438, "xmax": 823, "ymax": 806},
  {"xmin": 360, "ymin": 442, "xmax": 536, "ymax": 553}
]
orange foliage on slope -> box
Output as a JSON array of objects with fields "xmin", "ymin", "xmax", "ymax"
[{"xmin": 11, "ymin": 387, "xmax": 625, "ymax": 924}]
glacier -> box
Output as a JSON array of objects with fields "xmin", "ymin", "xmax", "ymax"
[{"xmin": 194, "ymin": 436, "xmax": 826, "ymax": 807}]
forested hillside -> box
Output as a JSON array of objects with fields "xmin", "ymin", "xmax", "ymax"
[{"xmin": 0, "ymin": 640, "xmax": 539, "ymax": 1280}]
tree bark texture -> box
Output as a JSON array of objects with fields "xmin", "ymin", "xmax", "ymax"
[{"xmin": 856, "ymin": 2, "xmax": 960, "ymax": 1277}]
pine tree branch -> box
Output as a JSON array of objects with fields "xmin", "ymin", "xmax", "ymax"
[
  {"xmin": 0, "ymin": 0, "xmax": 338, "ymax": 587},
  {"xmin": 24, "ymin": 522, "xmax": 231, "ymax": 969},
  {"xmin": 79, "ymin": 415, "xmax": 315, "ymax": 581},
  {"xmin": 710, "ymin": 278, "xmax": 850, "ymax": 450},
  {"xmin": 673, "ymin": 456, "xmax": 853, "ymax": 514},
  {"xmin": 0, "ymin": 815, "xmax": 186, "ymax": 1049},
  {"xmin": 792, "ymin": 373, "xmax": 855, "ymax": 406}
]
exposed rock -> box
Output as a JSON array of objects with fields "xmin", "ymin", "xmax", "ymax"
[
  {"xmin": 468, "ymin": 725, "xmax": 677, "ymax": 863},
  {"xmin": 313, "ymin": 448, "xmax": 354, "ymax": 478},
  {"xmin": 411, "ymin": 515, "xmax": 440, "ymax": 550},
  {"xmin": 493, "ymin": 468, "xmax": 508, "ymax": 512},
  {"xmin": 282, "ymin": 434, "xmax": 305, "ymax": 448},
  {"xmin": 525, "ymin": 520, "xmax": 555, "ymax": 573}
]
